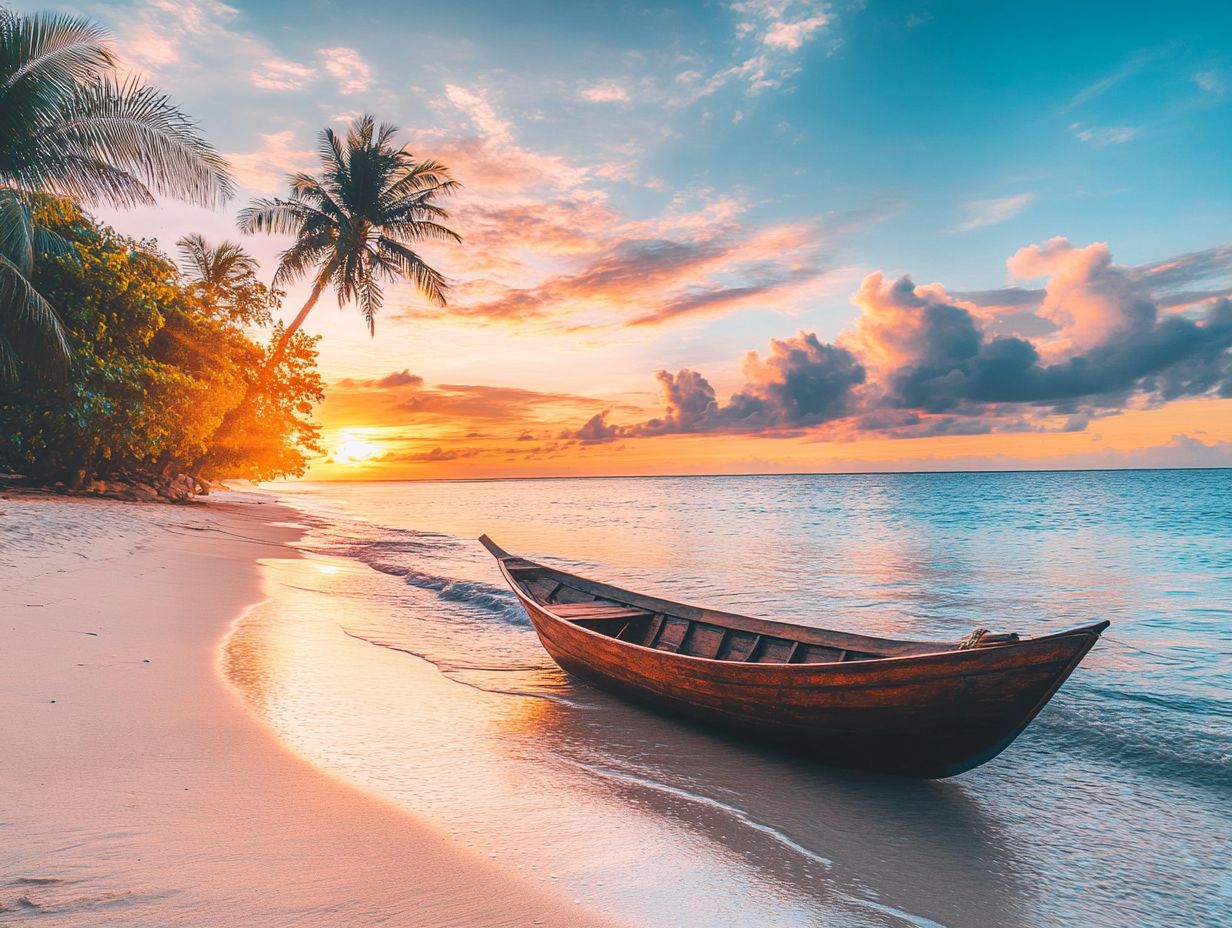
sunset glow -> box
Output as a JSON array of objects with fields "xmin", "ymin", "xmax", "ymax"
[
  {"xmin": 333, "ymin": 437, "xmax": 383, "ymax": 466},
  {"xmin": 65, "ymin": 0, "xmax": 1231, "ymax": 480}
]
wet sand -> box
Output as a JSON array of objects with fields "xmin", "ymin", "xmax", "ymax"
[{"xmin": 0, "ymin": 491, "xmax": 619, "ymax": 927}]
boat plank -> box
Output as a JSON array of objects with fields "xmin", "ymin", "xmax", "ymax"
[
  {"xmin": 717, "ymin": 630, "xmax": 759, "ymax": 661},
  {"xmin": 656, "ymin": 618, "xmax": 691, "ymax": 653}
]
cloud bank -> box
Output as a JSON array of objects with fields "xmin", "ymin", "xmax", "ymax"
[{"xmin": 565, "ymin": 238, "xmax": 1232, "ymax": 443}]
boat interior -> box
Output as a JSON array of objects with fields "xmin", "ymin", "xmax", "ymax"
[{"xmin": 504, "ymin": 561, "xmax": 957, "ymax": 665}]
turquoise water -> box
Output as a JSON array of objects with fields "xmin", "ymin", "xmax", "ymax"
[{"xmin": 252, "ymin": 470, "xmax": 1231, "ymax": 928}]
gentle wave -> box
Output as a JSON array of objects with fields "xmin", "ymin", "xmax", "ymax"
[
  {"xmin": 559, "ymin": 758, "xmax": 962, "ymax": 928},
  {"xmin": 341, "ymin": 628, "xmax": 582, "ymax": 704},
  {"xmin": 562, "ymin": 757, "xmax": 836, "ymax": 871},
  {"xmin": 1034, "ymin": 689, "xmax": 1231, "ymax": 790}
]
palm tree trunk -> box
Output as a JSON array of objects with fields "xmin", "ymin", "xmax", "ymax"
[
  {"xmin": 264, "ymin": 277, "xmax": 327, "ymax": 374},
  {"xmin": 195, "ymin": 278, "xmax": 328, "ymax": 475}
]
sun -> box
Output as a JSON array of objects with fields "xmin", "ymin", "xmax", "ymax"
[{"xmin": 334, "ymin": 438, "xmax": 382, "ymax": 465}]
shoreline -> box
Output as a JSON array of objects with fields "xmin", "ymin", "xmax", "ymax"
[{"xmin": 0, "ymin": 490, "xmax": 619, "ymax": 926}]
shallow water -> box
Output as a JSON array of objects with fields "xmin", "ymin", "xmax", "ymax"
[{"xmin": 231, "ymin": 470, "xmax": 1232, "ymax": 927}]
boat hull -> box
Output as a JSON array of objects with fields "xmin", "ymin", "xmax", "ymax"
[{"xmin": 521, "ymin": 598, "xmax": 1102, "ymax": 778}]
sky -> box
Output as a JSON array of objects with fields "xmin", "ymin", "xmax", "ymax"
[{"xmin": 30, "ymin": 0, "xmax": 1232, "ymax": 478}]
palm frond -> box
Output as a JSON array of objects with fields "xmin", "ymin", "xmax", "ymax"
[
  {"xmin": 382, "ymin": 161, "xmax": 459, "ymax": 199},
  {"xmin": 377, "ymin": 238, "xmax": 450, "ymax": 306},
  {"xmin": 0, "ymin": 189, "xmax": 35, "ymax": 272},
  {"xmin": 0, "ymin": 11, "xmax": 113, "ymax": 108},
  {"xmin": 40, "ymin": 75, "xmax": 235, "ymax": 208},
  {"xmin": 381, "ymin": 219, "xmax": 462, "ymax": 245},
  {"xmin": 31, "ymin": 221, "xmax": 73, "ymax": 261},
  {"xmin": 273, "ymin": 233, "xmax": 334, "ymax": 288},
  {"xmin": 358, "ymin": 272, "xmax": 382, "ymax": 335},
  {"xmin": 176, "ymin": 231, "xmax": 209, "ymax": 278},
  {"xmin": 0, "ymin": 249, "xmax": 69, "ymax": 380},
  {"xmin": 177, "ymin": 232, "xmax": 259, "ymax": 286},
  {"xmin": 237, "ymin": 197, "xmax": 331, "ymax": 237}
]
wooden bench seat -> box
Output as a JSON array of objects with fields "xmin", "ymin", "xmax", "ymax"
[{"xmin": 548, "ymin": 602, "xmax": 653, "ymax": 621}]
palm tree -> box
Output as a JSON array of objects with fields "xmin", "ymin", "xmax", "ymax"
[
  {"xmin": 0, "ymin": 10, "xmax": 234, "ymax": 379},
  {"xmin": 237, "ymin": 114, "xmax": 460, "ymax": 376},
  {"xmin": 176, "ymin": 233, "xmax": 266, "ymax": 322}
]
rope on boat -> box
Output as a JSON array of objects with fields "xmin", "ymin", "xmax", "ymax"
[
  {"xmin": 958, "ymin": 628, "xmax": 1021, "ymax": 649},
  {"xmin": 958, "ymin": 628, "xmax": 990, "ymax": 649}
]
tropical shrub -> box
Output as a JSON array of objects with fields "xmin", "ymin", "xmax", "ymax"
[{"xmin": 0, "ymin": 202, "xmax": 321, "ymax": 486}]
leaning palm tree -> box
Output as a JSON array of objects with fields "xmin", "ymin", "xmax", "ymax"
[
  {"xmin": 0, "ymin": 10, "xmax": 234, "ymax": 379},
  {"xmin": 237, "ymin": 114, "xmax": 460, "ymax": 376}
]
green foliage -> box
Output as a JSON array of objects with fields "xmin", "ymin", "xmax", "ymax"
[
  {"xmin": 0, "ymin": 8, "xmax": 234, "ymax": 381},
  {"xmin": 0, "ymin": 202, "xmax": 322, "ymax": 484}
]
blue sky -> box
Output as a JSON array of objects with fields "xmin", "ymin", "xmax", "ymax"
[{"xmin": 28, "ymin": 0, "xmax": 1232, "ymax": 475}]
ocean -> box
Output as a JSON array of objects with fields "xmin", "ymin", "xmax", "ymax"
[{"xmin": 226, "ymin": 470, "xmax": 1231, "ymax": 928}]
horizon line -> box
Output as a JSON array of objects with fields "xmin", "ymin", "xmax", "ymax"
[{"xmin": 273, "ymin": 463, "xmax": 1232, "ymax": 486}]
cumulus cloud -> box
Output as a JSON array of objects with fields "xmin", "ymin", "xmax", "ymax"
[
  {"xmin": 569, "ymin": 412, "xmax": 623, "ymax": 444},
  {"xmin": 956, "ymin": 193, "xmax": 1034, "ymax": 231},
  {"xmin": 250, "ymin": 56, "xmax": 315, "ymax": 91},
  {"xmin": 318, "ymin": 47, "xmax": 373, "ymax": 95},
  {"xmin": 955, "ymin": 244, "xmax": 1232, "ymax": 320},
  {"xmin": 850, "ymin": 251, "xmax": 1232, "ymax": 418},
  {"xmin": 563, "ymin": 332, "xmax": 866, "ymax": 442},
  {"xmin": 568, "ymin": 239, "xmax": 1232, "ymax": 443}
]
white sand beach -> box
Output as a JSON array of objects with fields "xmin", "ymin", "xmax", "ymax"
[{"xmin": 0, "ymin": 490, "xmax": 619, "ymax": 927}]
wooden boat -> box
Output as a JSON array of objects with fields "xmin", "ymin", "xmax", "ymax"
[{"xmin": 480, "ymin": 536, "xmax": 1108, "ymax": 778}]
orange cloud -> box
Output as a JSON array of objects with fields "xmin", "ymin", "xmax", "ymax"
[
  {"xmin": 225, "ymin": 131, "xmax": 315, "ymax": 193},
  {"xmin": 1008, "ymin": 238, "xmax": 1141, "ymax": 358},
  {"xmin": 423, "ymin": 215, "xmax": 845, "ymax": 330}
]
